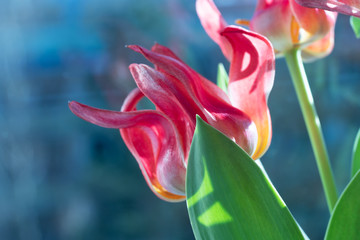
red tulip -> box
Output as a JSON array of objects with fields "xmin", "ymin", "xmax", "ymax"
[
  {"xmin": 69, "ymin": 28, "xmax": 274, "ymax": 201},
  {"xmin": 197, "ymin": 0, "xmax": 337, "ymax": 61},
  {"xmin": 294, "ymin": 0, "xmax": 360, "ymax": 17}
]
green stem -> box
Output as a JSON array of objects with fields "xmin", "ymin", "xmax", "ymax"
[{"xmin": 284, "ymin": 48, "xmax": 338, "ymax": 213}]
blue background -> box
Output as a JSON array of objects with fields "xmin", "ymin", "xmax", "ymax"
[{"xmin": 1, "ymin": 0, "xmax": 359, "ymax": 239}]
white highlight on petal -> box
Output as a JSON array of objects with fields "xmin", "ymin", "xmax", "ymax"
[
  {"xmin": 204, "ymin": 108, "xmax": 217, "ymax": 121},
  {"xmin": 326, "ymin": 3, "xmax": 337, "ymax": 8},
  {"xmin": 241, "ymin": 51, "xmax": 251, "ymax": 72}
]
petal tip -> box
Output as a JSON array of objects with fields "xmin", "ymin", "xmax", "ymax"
[
  {"xmin": 127, "ymin": 44, "xmax": 143, "ymax": 53},
  {"xmin": 68, "ymin": 101, "xmax": 90, "ymax": 120}
]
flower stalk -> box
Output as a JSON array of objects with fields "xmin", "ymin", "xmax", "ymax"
[{"xmin": 285, "ymin": 48, "xmax": 338, "ymax": 212}]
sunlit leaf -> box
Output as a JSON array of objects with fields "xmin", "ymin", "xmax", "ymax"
[
  {"xmin": 325, "ymin": 170, "xmax": 360, "ymax": 240},
  {"xmin": 216, "ymin": 63, "xmax": 229, "ymax": 93},
  {"xmin": 351, "ymin": 129, "xmax": 360, "ymax": 178},
  {"xmin": 186, "ymin": 116, "xmax": 305, "ymax": 240},
  {"xmin": 350, "ymin": 16, "xmax": 360, "ymax": 39}
]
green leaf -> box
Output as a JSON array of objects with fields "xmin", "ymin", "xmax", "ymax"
[
  {"xmin": 351, "ymin": 129, "xmax": 360, "ymax": 178},
  {"xmin": 325, "ymin": 170, "xmax": 360, "ymax": 240},
  {"xmin": 216, "ymin": 63, "xmax": 229, "ymax": 93},
  {"xmin": 350, "ymin": 16, "xmax": 360, "ymax": 39},
  {"xmin": 186, "ymin": 116, "xmax": 305, "ymax": 240}
]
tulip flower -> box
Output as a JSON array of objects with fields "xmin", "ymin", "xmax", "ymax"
[
  {"xmin": 294, "ymin": 0, "xmax": 360, "ymax": 17},
  {"xmin": 196, "ymin": 0, "xmax": 337, "ymax": 61},
  {"xmin": 69, "ymin": 27, "xmax": 275, "ymax": 201}
]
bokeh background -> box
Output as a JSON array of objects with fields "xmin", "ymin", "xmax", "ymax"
[{"xmin": 1, "ymin": 0, "xmax": 359, "ymax": 239}]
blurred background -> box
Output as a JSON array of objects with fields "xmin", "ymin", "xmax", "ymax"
[{"xmin": 0, "ymin": 0, "xmax": 359, "ymax": 239}]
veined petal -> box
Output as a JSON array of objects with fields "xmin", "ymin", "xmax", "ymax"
[
  {"xmin": 290, "ymin": 0, "xmax": 337, "ymax": 47},
  {"xmin": 128, "ymin": 45, "xmax": 234, "ymax": 110},
  {"xmin": 129, "ymin": 63, "xmax": 200, "ymax": 161},
  {"xmin": 221, "ymin": 26, "xmax": 275, "ymax": 159},
  {"xmin": 129, "ymin": 44, "xmax": 258, "ymax": 156},
  {"xmin": 69, "ymin": 101, "xmax": 186, "ymax": 202},
  {"xmin": 294, "ymin": 0, "xmax": 360, "ymax": 17},
  {"xmin": 301, "ymin": 26, "xmax": 335, "ymax": 62},
  {"xmin": 196, "ymin": 0, "xmax": 233, "ymax": 60},
  {"xmin": 150, "ymin": 43, "xmax": 231, "ymax": 103}
]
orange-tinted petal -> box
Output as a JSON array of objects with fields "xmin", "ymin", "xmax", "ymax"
[
  {"xmin": 290, "ymin": 0, "xmax": 337, "ymax": 47},
  {"xmin": 291, "ymin": 16, "xmax": 301, "ymax": 44},
  {"xmin": 301, "ymin": 28, "xmax": 335, "ymax": 62}
]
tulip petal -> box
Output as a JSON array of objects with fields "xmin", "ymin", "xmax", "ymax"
[
  {"xmin": 250, "ymin": 1, "xmax": 294, "ymax": 52},
  {"xmin": 196, "ymin": 0, "xmax": 232, "ymax": 60},
  {"xmin": 151, "ymin": 43, "xmax": 184, "ymax": 62},
  {"xmin": 150, "ymin": 43, "xmax": 231, "ymax": 103},
  {"xmin": 295, "ymin": 0, "xmax": 360, "ymax": 17},
  {"xmin": 129, "ymin": 44, "xmax": 258, "ymax": 156},
  {"xmin": 69, "ymin": 100, "xmax": 186, "ymax": 202},
  {"xmin": 301, "ymin": 27, "xmax": 335, "ymax": 62},
  {"xmin": 221, "ymin": 26, "xmax": 275, "ymax": 159},
  {"xmin": 128, "ymin": 45, "xmax": 235, "ymax": 112},
  {"xmin": 129, "ymin": 63, "xmax": 200, "ymax": 161},
  {"xmin": 290, "ymin": 0, "xmax": 337, "ymax": 46}
]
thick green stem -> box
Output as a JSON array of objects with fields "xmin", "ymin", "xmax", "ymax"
[{"xmin": 284, "ymin": 48, "xmax": 338, "ymax": 213}]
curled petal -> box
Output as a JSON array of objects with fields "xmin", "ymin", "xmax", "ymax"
[
  {"xmin": 221, "ymin": 26, "xmax": 275, "ymax": 159},
  {"xmin": 149, "ymin": 43, "xmax": 231, "ymax": 103},
  {"xmin": 129, "ymin": 44, "xmax": 258, "ymax": 156},
  {"xmin": 129, "ymin": 63, "xmax": 200, "ymax": 160},
  {"xmin": 121, "ymin": 88, "xmax": 145, "ymax": 111},
  {"xmin": 69, "ymin": 101, "xmax": 186, "ymax": 202},
  {"xmin": 295, "ymin": 0, "xmax": 360, "ymax": 17},
  {"xmin": 128, "ymin": 45, "xmax": 233, "ymax": 111},
  {"xmin": 196, "ymin": 0, "xmax": 232, "ymax": 60}
]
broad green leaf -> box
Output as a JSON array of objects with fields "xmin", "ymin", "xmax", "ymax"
[
  {"xmin": 325, "ymin": 170, "xmax": 360, "ymax": 240},
  {"xmin": 350, "ymin": 16, "xmax": 360, "ymax": 39},
  {"xmin": 351, "ymin": 129, "xmax": 360, "ymax": 178},
  {"xmin": 216, "ymin": 63, "xmax": 229, "ymax": 93},
  {"xmin": 186, "ymin": 116, "xmax": 305, "ymax": 240}
]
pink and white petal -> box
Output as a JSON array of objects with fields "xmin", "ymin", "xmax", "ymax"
[
  {"xmin": 129, "ymin": 63, "xmax": 200, "ymax": 160},
  {"xmin": 129, "ymin": 44, "xmax": 258, "ymax": 156},
  {"xmin": 295, "ymin": 0, "xmax": 360, "ymax": 17},
  {"xmin": 150, "ymin": 44, "xmax": 230, "ymax": 103},
  {"xmin": 69, "ymin": 101, "xmax": 186, "ymax": 202},
  {"xmin": 129, "ymin": 45, "xmax": 230, "ymax": 105},
  {"xmin": 221, "ymin": 26, "xmax": 275, "ymax": 159},
  {"xmin": 196, "ymin": 0, "xmax": 233, "ymax": 60}
]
